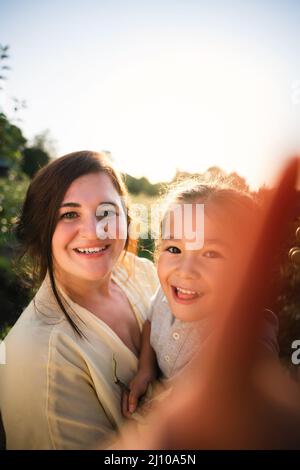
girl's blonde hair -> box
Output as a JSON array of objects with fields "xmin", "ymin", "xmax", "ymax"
[{"xmin": 154, "ymin": 174, "xmax": 258, "ymax": 261}]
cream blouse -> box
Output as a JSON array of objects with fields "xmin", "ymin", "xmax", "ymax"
[{"xmin": 0, "ymin": 252, "xmax": 158, "ymax": 449}]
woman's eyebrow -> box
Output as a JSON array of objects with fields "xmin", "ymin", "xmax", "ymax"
[
  {"xmin": 60, "ymin": 201, "xmax": 120, "ymax": 209},
  {"xmin": 60, "ymin": 202, "xmax": 81, "ymax": 208}
]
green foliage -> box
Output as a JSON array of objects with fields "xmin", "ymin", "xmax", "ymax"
[
  {"xmin": 31, "ymin": 129, "xmax": 56, "ymax": 158},
  {"xmin": 0, "ymin": 45, "xmax": 27, "ymax": 171},
  {"xmin": 137, "ymin": 235, "xmax": 155, "ymax": 262},
  {"xmin": 124, "ymin": 173, "xmax": 162, "ymax": 196},
  {"xmin": 0, "ymin": 44, "xmax": 10, "ymax": 90},
  {"xmin": 22, "ymin": 147, "xmax": 50, "ymax": 178},
  {"xmin": 0, "ymin": 112, "xmax": 27, "ymax": 170},
  {"xmin": 0, "ymin": 171, "xmax": 29, "ymax": 245},
  {"xmin": 0, "ymin": 172, "xmax": 31, "ymax": 331},
  {"xmin": 0, "ymin": 324, "xmax": 11, "ymax": 340}
]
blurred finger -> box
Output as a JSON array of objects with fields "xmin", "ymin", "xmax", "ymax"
[
  {"xmin": 128, "ymin": 390, "xmax": 138, "ymax": 414},
  {"xmin": 121, "ymin": 390, "xmax": 131, "ymax": 419}
]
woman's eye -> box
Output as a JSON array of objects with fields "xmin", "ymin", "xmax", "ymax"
[
  {"xmin": 203, "ymin": 250, "xmax": 222, "ymax": 258},
  {"xmin": 96, "ymin": 207, "xmax": 118, "ymax": 219},
  {"xmin": 60, "ymin": 211, "xmax": 78, "ymax": 220},
  {"xmin": 99, "ymin": 210, "xmax": 116, "ymax": 218},
  {"xmin": 166, "ymin": 246, "xmax": 181, "ymax": 254}
]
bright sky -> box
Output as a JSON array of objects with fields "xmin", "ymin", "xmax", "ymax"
[{"xmin": 1, "ymin": 0, "xmax": 300, "ymax": 188}]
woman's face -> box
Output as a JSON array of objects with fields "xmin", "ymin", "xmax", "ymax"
[
  {"xmin": 157, "ymin": 201, "xmax": 239, "ymax": 322},
  {"xmin": 52, "ymin": 172, "xmax": 127, "ymax": 285}
]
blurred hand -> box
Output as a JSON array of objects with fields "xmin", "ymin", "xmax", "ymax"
[{"xmin": 121, "ymin": 370, "xmax": 154, "ymax": 418}]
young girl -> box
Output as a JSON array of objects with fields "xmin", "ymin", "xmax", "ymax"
[{"xmin": 122, "ymin": 177, "xmax": 279, "ymax": 417}]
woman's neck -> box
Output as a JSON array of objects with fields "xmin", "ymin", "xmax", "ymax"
[{"xmin": 55, "ymin": 270, "xmax": 114, "ymax": 306}]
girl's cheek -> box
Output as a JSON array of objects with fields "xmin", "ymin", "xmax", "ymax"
[
  {"xmin": 157, "ymin": 254, "xmax": 175, "ymax": 285},
  {"xmin": 157, "ymin": 256, "xmax": 167, "ymax": 283}
]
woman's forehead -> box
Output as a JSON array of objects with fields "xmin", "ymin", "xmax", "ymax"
[{"xmin": 62, "ymin": 172, "xmax": 120, "ymax": 204}]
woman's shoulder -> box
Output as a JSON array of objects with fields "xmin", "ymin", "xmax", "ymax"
[{"xmin": 2, "ymin": 277, "xmax": 69, "ymax": 350}]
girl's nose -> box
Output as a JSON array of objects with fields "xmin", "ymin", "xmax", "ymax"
[{"xmin": 177, "ymin": 254, "xmax": 201, "ymax": 279}]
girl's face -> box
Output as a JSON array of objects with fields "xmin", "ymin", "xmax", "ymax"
[
  {"xmin": 52, "ymin": 172, "xmax": 127, "ymax": 285},
  {"xmin": 157, "ymin": 201, "xmax": 239, "ymax": 322}
]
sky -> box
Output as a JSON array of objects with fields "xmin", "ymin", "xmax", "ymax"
[{"xmin": 1, "ymin": 0, "xmax": 300, "ymax": 188}]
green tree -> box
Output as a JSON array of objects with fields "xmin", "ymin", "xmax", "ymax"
[
  {"xmin": 22, "ymin": 146, "xmax": 50, "ymax": 178},
  {"xmin": 0, "ymin": 45, "xmax": 27, "ymax": 172},
  {"xmin": 0, "ymin": 112, "xmax": 26, "ymax": 171},
  {"xmin": 124, "ymin": 173, "xmax": 162, "ymax": 196},
  {"xmin": 0, "ymin": 44, "xmax": 31, "ymax": 336}
]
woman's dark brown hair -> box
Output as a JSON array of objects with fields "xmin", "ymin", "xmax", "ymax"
[{"xmin": 16, "ymin": 150, "xmax": 135, "ymax": 336}]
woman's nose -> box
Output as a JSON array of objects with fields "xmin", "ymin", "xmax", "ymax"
[{"xmin": 79, "ymin": 214, "xmax": 99, "ymax": 239}]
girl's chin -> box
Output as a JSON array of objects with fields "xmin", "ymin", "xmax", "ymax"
[
  {"xmin": 170, "ymin": 300, "xmax": 209, "ymax": 322},
  {"xmin": 172, "ymin": 310, "xmax": 202, "ymax": 323}
]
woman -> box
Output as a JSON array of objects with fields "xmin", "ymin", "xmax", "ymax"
[{"xmin": 0, "ymin": 151, "xmax": 158, "ymax": 449}]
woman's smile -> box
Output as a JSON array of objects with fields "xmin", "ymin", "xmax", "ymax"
[{"xmin": 73, "ymin": 244, "xmax": 111, "ymax": 258}]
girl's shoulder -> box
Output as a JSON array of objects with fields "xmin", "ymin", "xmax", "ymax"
[{"xmin": 148, "ymin": 286, "xmax": 172, "ymax": 322}]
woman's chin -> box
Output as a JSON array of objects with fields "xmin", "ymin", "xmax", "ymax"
[{"xmin": 79, "ymin": 269, "xmax": 111, "ymax": 282}]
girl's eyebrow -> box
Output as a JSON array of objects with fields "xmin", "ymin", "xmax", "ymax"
[
  {"xmin": 161, "ymin": 234, "xmax": 179, "ymax": 241},
  {"xmin": 204, "ymin": 238, "xmax": 229, "ymax": 247},
  {"xmin": 161, "ymin": 236, "xmax": 229, "ymax": 247}
]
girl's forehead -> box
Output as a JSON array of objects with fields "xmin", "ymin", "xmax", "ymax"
[
  {"xmin": 163, "ymin": 201, "xmax": 237, "ymax": 245},
  {"xmin": 166, "ymin": 200, "xmax": 226, "ymax": 225}
]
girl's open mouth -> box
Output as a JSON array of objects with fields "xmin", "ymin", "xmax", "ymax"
[{"xmin": 171, "ymin": 285, "xmax": 203, "ymax": 304}]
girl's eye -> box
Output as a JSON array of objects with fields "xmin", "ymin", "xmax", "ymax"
[
  {"xmin": 60, "ymin": 211, "xmax": 78, "ymax": 220},
  {"xmin": 166, "ymin": 246, "xmax": 181, "ymax": 254},
  {"xmin": 203, "ymin": 250, "xmax": 222, "ymax": 259}
]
